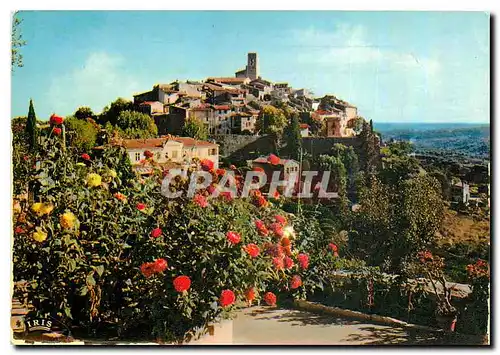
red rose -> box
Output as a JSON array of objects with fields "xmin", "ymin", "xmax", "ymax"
[
  {"xmin": 14, "ymin": 226, "xmax": 24, "ymax": 234},
  {"xmin": 245, "ymin": 243, "xmax": 260, "ymax": 258},
  {"xmin": 136, "ymin": 203, "xmax": 146, "ymax": 210},
  {"xmin": 264, "ymin": 292, "xmax": 277, "ymax": 306},
  {"xmin": 220, "ymin": 191, "xmax": 233, "ymax": 202},
  {"xmin": 268, "ymin": 154, "xmax": 280, "ymax": 165},
  {"xmin": 23, "ymin": 155, "xmax": 29, "ymax": 161},
  {"xmin": 254, "ymin": 219, "xmax": 265, "ymax": 230},
  {"xmin": 253, "ymin": 166, "xmax": 264, "ymax": 173},
  {"xmin": 216, "ymin": 168, "xmax": 226, "ymax": 176},
  {"xmin": 144, "ymin": 150, "xmax": 154, "ymax": 159},
  {"xmin": 49, "ymin": 114, "xmax": 64, "ymax": 125},
  {"xmin": 273, "ymin": 256, "xmax": 284, "ymax": 270},
  {"xmin": 255, "ymin": 195, "xmax": 267, "ymax": 208},
  {"xmin": 153, "ymin": 258, "xmax": 168, "ymax": 273},
  {"xmin": 328, "ymin": 243, "xmax": 338, "ymax": 252},
  {"xmin": 81, "ymin": 153, "xmax": 91, "ymax": 161},
  {"xmin": 281, "ymin": 237, "xmax": 291, "ymax": 247},
  {"xmin": 283, "ymin": 245, "xmax": 292, "ymax": 257},
  {"xmin": 207, "ymin": 184, "xmax": 217, "ymax": 195},
  {"xmin": 290, "ymin": 275, "xmax": 302, "ymax": 289},
  {"xmin": 200, "ymin": 159, "xmax": 214, "ymax": 171},
  {"xmin": 297, "ymin": 253, "xmax": 309, "ymax": 269},
  {"xmin": 284, "ymin": 256, "xmax": 294, "ymax": 269},
  {"xmin": 52, "ymin": 127, "xmax": 62, "ymax": 136},
  {"xmin": 193, "ymin": 194, "xmax": 208, "ymax": 208},
  {"xmin": 245, "ymin": 287, "xmax": 256, "ymax": 301},
  {"xmin": 273, "ymin": 191, "xmax": 280, "ymax": 199},
  {"xmin": 173, "ymin": 275, "xmax": 191, "ymax": 292},
  {"xmin": 151, "ymin": 228, "xmax": 162, "ymax": 238},
  {"xmin": 140, "ymin": 262, "xmax": 156, "ymax": 278},
  {"xmin": 270, "ymin": 223, "xmax": 284, "ymax": 238},
  {"xmin": 274, "ymin": 215, "xmax": 287, "ymax": 225},
  {"xmin": 220, "ymin": 289, "xmax": 236, "ymax": 307},
  {"xmin": 226, "ymin": 231, "xmax": 241, "ymax": 245}
]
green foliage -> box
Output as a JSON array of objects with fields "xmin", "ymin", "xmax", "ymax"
[
  {"xmin": 285, "ymin": 113, "xmax": 302, "ymax": 160},
  {"xmin": 65, "ymin": 116, "xmax": 99, "ymax": 151},
  {"xmin": 12, "ymin": 14, "xmax": 26, "ymax": 70},
  {"xmin": 256, "ymin": 105, "xmax": 287, "ymax": 136},
  {"xmin": 25, "ymin": 99, "xmax": 38, "ymax": 152},
  {"xmin": 111, "ymin": 110, "xmax": 158, "ymax": 139},
  {"xmin": 350, "ymin": 175, "xmax": 444, "ymax": 272},
  {"xmin": 358, "ymin": 120, "xmax": 379, "ymax": 174},
  {"xmin": 99, "ymin": 98, "xmax": 134, "ymax": 126},
  {"xmin": 182, "ymin": 116, "xmax": 208, "ymax": 140},
  {"xmin": 74, "ymin": 106, "xmax": 95, "ymax": 120},
  {"xmin": 12, "ymin": 137, "xmax": 311, "ymax": 342}
]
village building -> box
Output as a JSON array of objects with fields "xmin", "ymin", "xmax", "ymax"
[
  {"xmin": 299, "ymin": 123, "xmax": 310, "ymax": 137},
  {"xmin": 234, "ymin": 52, "xmax": 259, "ymax": 80},
  {"xmin": 103, "ymin": 136, "xmax": 219, "ymax": 175},
  {"xmin": 249, "ymin": 155, "xmax": 301, "ymax": 190}
]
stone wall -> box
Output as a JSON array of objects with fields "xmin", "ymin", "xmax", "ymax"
[
  {"xmin": 210, "ymin": 134, "xmax": 276, "ymax": 162},
  {"xmin": 302, "ymin": 137, "xmax": 363, "ymax": 157}
]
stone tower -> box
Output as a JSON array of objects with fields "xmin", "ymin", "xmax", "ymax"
[{"xmin": 247, "ymin": 52, "xmax": 258, "ymax": 80}]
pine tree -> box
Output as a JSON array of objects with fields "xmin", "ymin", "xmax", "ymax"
[{"xmin": 25, "ymin": 99, "xmax": 38, "ymax": 151}]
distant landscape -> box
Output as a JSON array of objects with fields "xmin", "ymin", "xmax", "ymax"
[{"xmin": 375, "ymin": 123, "xmax": 490, "ymax": 163}]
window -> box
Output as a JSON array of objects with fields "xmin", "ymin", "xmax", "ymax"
[
  {"xmin": 210, "ymin": 148, "xmax": 217, "ymax": 155},
  {"xmin": 172, "ymin": 150, "xmax": 178, "ymax": 159},
  {"xmin": 135, "ymin": 152, "xmax": 141, "ymax": 161}
]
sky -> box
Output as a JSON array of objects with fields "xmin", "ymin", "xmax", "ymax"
[{"xmin": 11, "ymin": 11, "xmax": 490, "ymax": 123}]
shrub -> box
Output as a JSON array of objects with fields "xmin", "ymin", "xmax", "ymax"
[{"xmin": 12, "ymin": 134, "xmax": 310, "ymax": 342}]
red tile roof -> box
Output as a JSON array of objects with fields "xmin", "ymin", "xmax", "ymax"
[
  {"xmin": 207, "ymin": 77, "xmax": 248, "ymax": 84},
  {"xmin": 299, "ymin": 123, "xmax": 310, "ymax": 129},
  {"xmin": 214, "ymin": 105, "xmax": 230, "ymax": 110},
  {"xmin": 114, "ymin": 136, "xmax": 218, "ymax": 149}
]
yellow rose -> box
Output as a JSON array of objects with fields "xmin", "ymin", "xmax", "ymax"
[
  {"xmin": 87, "ymin": 173, "xmax": 102, "ymax": 187},
  {"xmin": 32, "ymin": 229, "xmax": 48, "ymax": 243},
  {"xmin": 32, "ymin": 202, "xmax": 43, "ymax": 214},
  {"xmin": 108, "ymin": 169, "xmax": 117, "ymax": 178},
  {"xmin": 60, "ymin": 211, "xmax": 77, "ymax": 229},
  {"xmin": 40, "ymin": 203, "xmax": 54, "ymax": 215}
]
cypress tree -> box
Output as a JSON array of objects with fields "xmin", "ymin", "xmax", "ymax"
[
  {"xmin": 287, "ymin": 112, "xmax": 302, "ymax": 160},
  {"xmin": 25, "ymin": 99, "xmax": 38, "ymax": 151}
]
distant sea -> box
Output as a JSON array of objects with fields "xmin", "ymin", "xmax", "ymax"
[{"xmin": 374, "ymin": 122, "xmax": 490, "ymax": 133}]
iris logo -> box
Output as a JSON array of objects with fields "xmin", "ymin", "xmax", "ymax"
[{"xmin": 25, "ymin": 318, "xmax": 53, "ymax": 332}]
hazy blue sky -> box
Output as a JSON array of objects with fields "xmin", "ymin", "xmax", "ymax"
[{"xmin": 11, "ymin": 11, "xmax": 489, "ymax": 123}]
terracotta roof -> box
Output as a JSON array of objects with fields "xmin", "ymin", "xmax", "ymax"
[
  {"xmin": 214, "ymin": 105, "xmax": 230, "ymax": 110},
  {"xmin": 113, "ymin": 136, "xmax": 218, "ymax": 150},
  {"xmin": 207, "ymin": 77, "xmax": 248, "ymax": 84},
  {"xmin": 253, "ymin": 155, "xmax": 299, "ymax": 166},
  {"xmin": 139, "ymin": 101, "xmax": 161, "ymax": 106},
  {"xmin": 299, "ymin": 123, "xmax": 310, "ymax": 129}
]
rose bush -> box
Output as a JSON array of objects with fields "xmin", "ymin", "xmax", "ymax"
[{"xmin": 12, "ymin": 129, "xmax": 312, "ymax": 343}]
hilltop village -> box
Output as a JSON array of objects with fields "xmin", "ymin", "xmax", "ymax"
[{"xmin": 132, "ymin": 52, "xmax": 360, "ymax": 138}]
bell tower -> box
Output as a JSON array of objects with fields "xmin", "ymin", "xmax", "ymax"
[{"xmin": 247, "ymin": 52, "xmax": 258, "ymax": 80}]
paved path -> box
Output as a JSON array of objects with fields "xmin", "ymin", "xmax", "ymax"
[{"xmin": 232, "ymin": 306, "xmax": 473, "ymax": 345}]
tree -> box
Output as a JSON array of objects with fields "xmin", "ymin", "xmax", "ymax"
[
  {"xmin": 114, "ymin": 110, "xmax": 158, "ymax": 139},
  {"xmin": 74, "ymin": 106, "xmax": 95, "ymax": 120},
  {"xmin": 65, "ymin": 116, "xmax": 99, "ymax": 151},
  {"xmin": 182, "ymin": 117, "xmax": 208, "ymax": 141},
  {"xmin": 256, "ymin": 105, "xmax": 287, "ymax": 135},
  {"xmin": 12, "ymin": 14, "xmax": 26, "ymax": 71},
  {"xmin": 358, "ymin": 120, "xmax": 379, "ymax": 174},
  {"xmin": 286, "ymin": 112, "xmax": 302, "ymax": 160},
  {"xmin": 350, "ymin": 174, "xmax": 445, "ymax": 272},
  {"xmin": 25, "ymin": 99, "xmax": 37, "ymax": 151},
  {"xmin": 99, "ymin": 98, "xmax": 134, "ymax": 126}
]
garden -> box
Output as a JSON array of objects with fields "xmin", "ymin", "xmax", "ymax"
[{"xmin": 11, "ymin": 113, "xmax": 490, "ymax": 344}]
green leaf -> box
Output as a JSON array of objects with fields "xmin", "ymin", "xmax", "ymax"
[
  {"xmin": 94, "ymin": 265, "xmax": 104, "ymax": 277},
  {"xmin": 86, "ymin": 272, "xmax": 96, "ymax": 286},
  {"xmin": 79, "ymin": 286, "xmax": 88, "ymax": 296}
]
